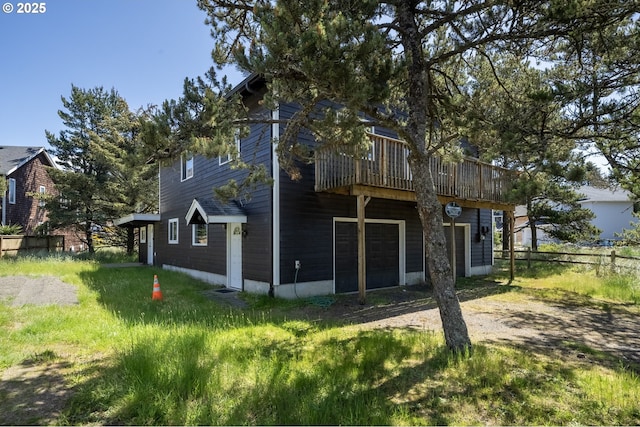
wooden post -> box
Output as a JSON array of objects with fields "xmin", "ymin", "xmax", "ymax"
[
  {"xmin": 527, "ymin": 247, "xmax": 531, "ymax": 269},
  {"xmin": 450, "ymin": 216, "xmax": 457, "ymax": 281},
  {"xmin": 357, "ymin": 194, "xmax": 367, "ymax": 305},
  {"xmin": 478, "ymin": 162, "xmax": 484, "ymax": 199},
  {"xmin": 381, "ymin": 137, "xmax": 387, "ymax": 186},
  {"xmin": 611, "ymin": 250, "xmax": 616, "ymax": 273}
]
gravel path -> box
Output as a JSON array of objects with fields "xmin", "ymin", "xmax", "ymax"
[
  {"xmin": 0, "ymin": 275, "xmax": 78, "ymax": 306},
  {"xmin": 292, "ymin": 284, "xmax": 640, "ymax": 367},
  {"xmin": 0, "ymin": 275, "xmax": 79, "ymax": 425}
]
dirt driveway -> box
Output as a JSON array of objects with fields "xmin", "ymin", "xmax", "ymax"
[{"xmin": 289, "ymin": 283, "xmax": 640, "ymax": 368}]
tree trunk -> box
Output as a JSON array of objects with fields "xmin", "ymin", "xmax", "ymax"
[
  {"xmin": 502, "ymin": 210, "xmax": 510, "ymax": 252},
  {"xmin": 529, "ymin": 215, "xmax": 538, "ymax": 251},
  {"xmin": 409, "ymin": 153, "xmax": 472, "ymax": 353},
  {"xmin": 85, "ymin": 224, "xmax": 95, "ymax": 254}
]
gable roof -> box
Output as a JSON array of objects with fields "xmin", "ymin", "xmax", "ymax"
[
  {"xmin": 185, "ymin": 198, "xmax": 247, "ymax": 224},
  {"xmin": 577, "ymin": 185, "xmax": 632, "ymax": 203},
  {"xmin": 0, "ymin": 146, "xmax": 58, "ymax": 175}
]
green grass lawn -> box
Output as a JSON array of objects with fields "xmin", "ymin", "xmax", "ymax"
[{"xmin": 0, "ymin": 254, "xmax": 639, "ymax": 425}]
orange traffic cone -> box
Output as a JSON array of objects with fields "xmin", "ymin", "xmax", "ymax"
[{"xmin": 152, "ymin": 275, "xmax": 163, "ymax": 301}]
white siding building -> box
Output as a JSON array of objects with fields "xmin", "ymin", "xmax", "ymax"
[
  {"xmin": 576, "ymin": 186, "xmax": 635, "ymax": 242},
  {"xmin": 514, "ymin": 185, "xmax": 636, "ymax": 247}
]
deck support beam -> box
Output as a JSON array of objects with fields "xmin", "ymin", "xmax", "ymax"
[
  {"xmin": 507, "ymin": 210, "xmax": 515, "ymax": 282},
  {"xmin": 357, "ymin": 195, "xmax": 370, "ymax": 304},
  {"xmin": 450, "ymin": 216, "xmax": 457, "ymax": 280}
]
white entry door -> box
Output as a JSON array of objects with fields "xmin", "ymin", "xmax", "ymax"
[
  {"xmin": 227, "ymin": 222, "xmax": 243, "ymax": 290},
  {"xmin": 147, "ymin": 225, "xmax": 154, "ymax": 265}
]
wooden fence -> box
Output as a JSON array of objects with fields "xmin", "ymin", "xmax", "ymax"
[
  {"xmin": 0, "ymin": 235, "xmax": 65, "ymax": 257},
  {"xmin": 494, "ymin": 248, "xmax": 640, "ymax": 272}
]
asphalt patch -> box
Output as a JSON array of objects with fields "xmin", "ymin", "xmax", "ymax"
[{"xmin": 0, "ymin": 275, "xmax": 78, "ymax": 306}]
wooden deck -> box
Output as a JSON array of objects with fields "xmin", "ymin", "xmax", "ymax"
[{"xmin": 315, "ymin": 133, "xmax": 515, "ymax": 211}]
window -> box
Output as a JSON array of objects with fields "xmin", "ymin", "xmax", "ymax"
[
  {"xmin": 219, "ymin": 129, "xmax": 241, "ymax": 165},
  {"xmin": 38, "ymin": 185, "xmax": 46, "ymax": 207},
  {"xmin": 140, "ymin": 226, "xmax": 147, "ymax": 243},
  {"xmin": 181, "ymin": 154, "xmax": 194, "ymax": 181},
  {"xmin": 8, "ymin": 178, "xmax": 16, "ymax": 204},
  {"xmin": 192, "ymin": 224, "xmax": 208, "ymax": 246},
  {"xmin": 168, "ymin": 218, "xmax": 179, "ymax": 244}
]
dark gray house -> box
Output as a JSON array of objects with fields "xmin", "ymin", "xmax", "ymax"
[{"xmin": 117, "ymin": 75, "xmax": 515, "ymax": 298}]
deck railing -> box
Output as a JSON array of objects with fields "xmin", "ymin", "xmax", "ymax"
[{"xmin": 315, "ymin": 133, "xmax": 514, "ymax": 205}]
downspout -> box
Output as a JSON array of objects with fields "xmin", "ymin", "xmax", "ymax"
[
  {"xmin": 1, "ymin": 174, "xmax": 5, "ymax": 225},
  {"xmin": 271, "ymin": 104, "xmax": 280, "ymax": 297},
  {"xmin": 155, "ymin": 162, "xmax": 161, "ymax": 265}
]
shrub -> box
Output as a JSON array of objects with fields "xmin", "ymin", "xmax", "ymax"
[{"xmin": 0, "ymin": 224, "xmax": 23, "ymax": 235}]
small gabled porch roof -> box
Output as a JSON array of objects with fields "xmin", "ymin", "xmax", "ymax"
[{"xmin": 185, "ymin": 198, "xmax": 247, "ymax": 225}]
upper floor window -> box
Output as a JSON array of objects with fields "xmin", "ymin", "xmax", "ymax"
[
  {"xmin": 219, "ymin": 129, "xmax": 241, "ymax": 165},
  {"xmin": 38, "ymin": 185, "xmax": 46, "ymax": 207},
  {"xmin": 181, "ymin": 153, "xmax": 194, "ymax": 181},
  {"xmin": 192, "ymin": 223, "xmax": 208, "ymax": 246},
  {"xmin": 168, "ymin": 218, "xmax": 179, "ymax": 244},
  {"xmin": 8, "ymin": 178, "xmax": 16, "ymax": 204}
]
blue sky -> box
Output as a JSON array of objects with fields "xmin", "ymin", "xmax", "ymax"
[{"xmin": 0, "ymin": 0, "xmax": 245, "ymax": 148}]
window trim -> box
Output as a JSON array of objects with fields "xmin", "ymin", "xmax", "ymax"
[
  {"xmin": 38, "ymin": 185, "xmax": 46, "ymax": 207},
  {"xmin": 219, "ymin": 129, "xmax": 241, "ymax": 165},
  {"xmin": 8, "ymin": 178, "xmax": 16, "ymax": 204},
  {"xmin": 168, "ymin": 218, "xmax": 179, "ymax": 244},
  {"xmin": 181, "ymin": 153, "xmax": 194, "ymax": 181},
  {"xmin": 192, "ymin": 223, "xmax": 208, "ymax": 246}
]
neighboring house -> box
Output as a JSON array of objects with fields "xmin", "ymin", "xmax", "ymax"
[
  {"xmin": 514, "ymin": 185, "xmax": 635, "ymax": 247},
  {"xmin": 576, "ymin": 185, "xmax": 635, "ymax": 243},
  {"xmin": 513, "ymin": 205, "xmax": 558, "ymax": 247},
  {"xmin": 0, "ymin": 145, "xmax": 84, "ymax": 250},
  {"xmin": 116, "ymin": 75, "xmax": 515, "ymax": 298}
]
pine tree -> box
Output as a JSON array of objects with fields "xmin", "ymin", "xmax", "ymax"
[
  {"xmin": 555, "ymin": 14, "xmax": 640, "ymax": 197},
  {"xmin": 192, "ymin": 0, "xmax": 637, "ymax": 353},
  {"xmin": 45, "ymin": 86, "xmax": 156, "ymax": 253},
  {"xmin": 466, "ymin": 58, "xmax": 600, "ymax": 250}
]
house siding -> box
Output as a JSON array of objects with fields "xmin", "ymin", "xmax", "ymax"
[
  {"xmin": 5, "ymin": 152, "xmax": 50, "ymax": 233},
  {"xmin": 153, "ymin": 92, "xmax": 498, "ymax": 295},
  {"xmin": 278, "ymin": 103, "xmax": 422, "ymax": 290},
  {"xmin": 277, "ymin": 162, "xmax": 490, "ymax": 288},
  {"xmin": 155, "ymin": 98, "xmax": 273, "ymax": 285},
  {"xmin": 3, "ymin": 151, "xmax": 83, "ymax": 250},
  {"xmin": 581, "ymin": 201, "xmax": 634, "ymax": 241},
  {"xmin": 448, "ymin": 206, "xmax": 494, "ymax": 269},
  {"xmin": 275, "ymin": 101, "xmax": 492, "ymax": 292}
]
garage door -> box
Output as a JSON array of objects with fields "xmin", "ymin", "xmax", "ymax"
[{"xmin": 335, "ymin": 222, "xmax": 400, "ymax": 293}]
